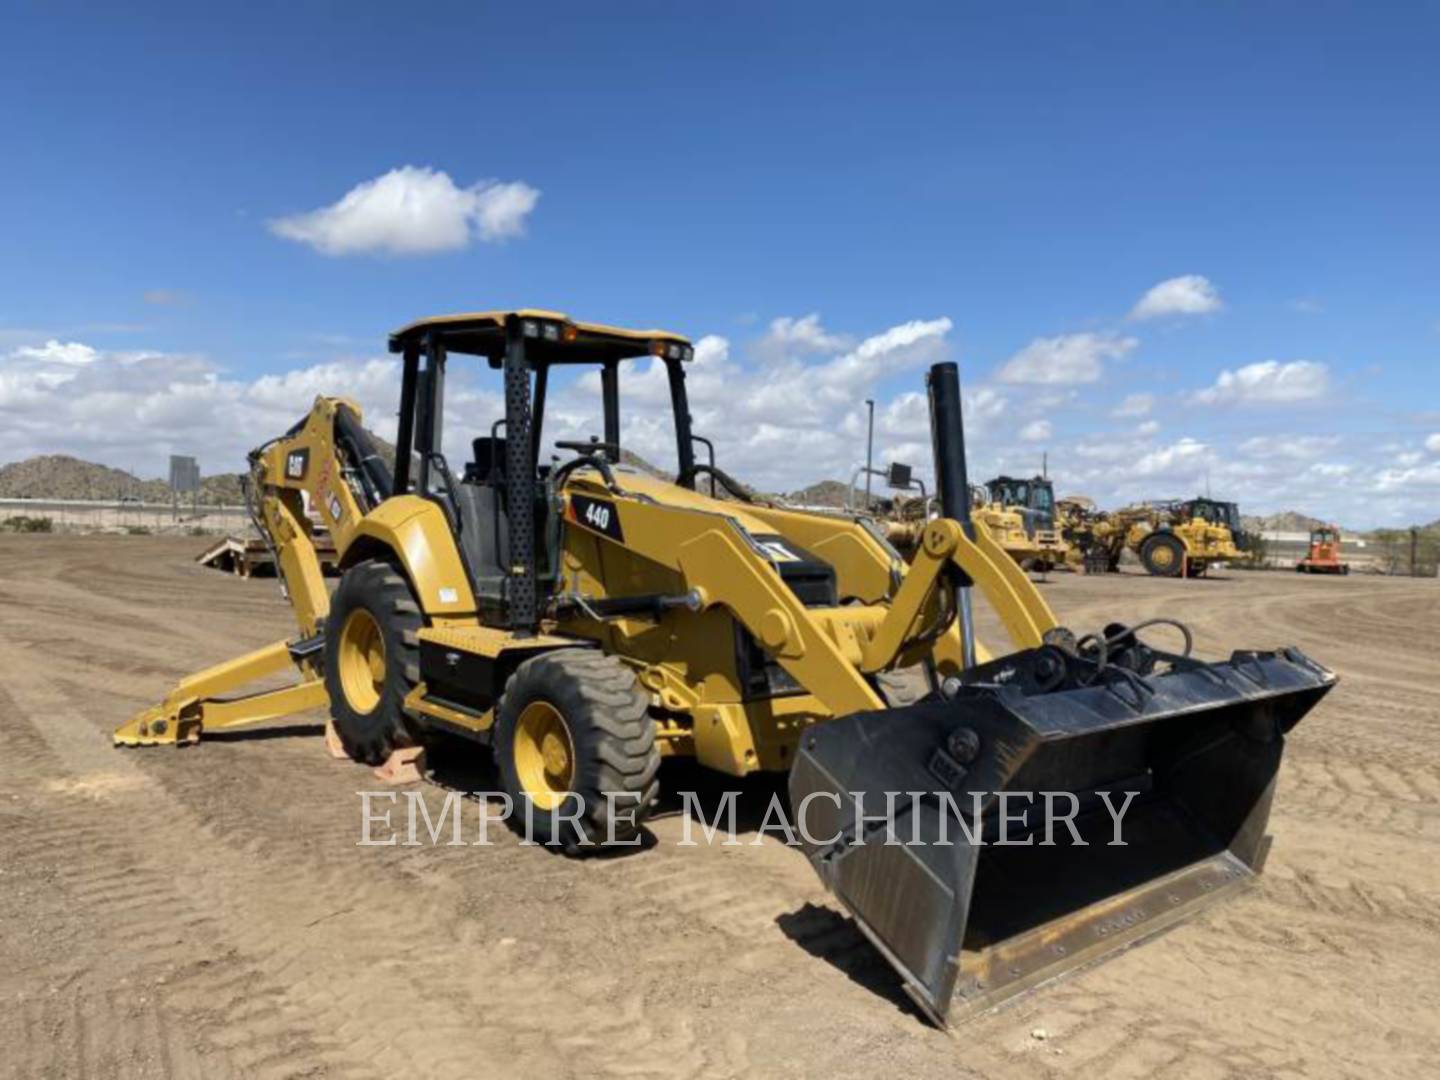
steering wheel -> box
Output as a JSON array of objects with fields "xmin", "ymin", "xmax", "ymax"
[
  {"xmin": 552, "ymin": 438, "xmax": 622, "ymax": 493},
  {"xmin": 555, "ymin": 437, "xmax": 620, "ymax": 461}
]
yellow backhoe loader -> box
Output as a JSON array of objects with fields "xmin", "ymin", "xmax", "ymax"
[{"xmin": 117, "ymin": 309, "xmax": 1334, "ymax": 1026}]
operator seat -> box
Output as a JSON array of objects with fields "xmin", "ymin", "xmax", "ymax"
[
  {"xmin": 454, "ymin": 436, "xmax": 557, "ymax": 608},
  {"xmin": 455, "ymin": 437, "xmax": 510, "ymax": 599}
]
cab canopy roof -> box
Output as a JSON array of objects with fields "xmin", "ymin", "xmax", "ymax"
[{"xmin": 388, "ymin": 309, "xmax": 693, "ymax": 366}]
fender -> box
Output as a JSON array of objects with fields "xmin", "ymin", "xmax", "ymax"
[{"xmin": 339, "ymin": 495, "xmax": 478, "ymax": 618}]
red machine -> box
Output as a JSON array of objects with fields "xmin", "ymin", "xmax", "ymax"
[{"xmin": 1297, "ymin": 524, "xmax": 1349, "ymax": 574}]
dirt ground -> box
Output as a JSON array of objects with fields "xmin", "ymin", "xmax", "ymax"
[{"xmin": 1, "ymin": 535, "xmax": 1437, "ymax": 1080}]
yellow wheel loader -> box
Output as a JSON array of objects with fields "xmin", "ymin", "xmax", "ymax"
[
  {"xmin": 976, "ymin": 474, "xmax": 1070, "ymax": 572},
  {"xmin": 1122, "ymin": 502, "xmax": 1246, "ymax": 577},
  {"xmin": 117, "ymin": 309, "xmax": 1335, "ymax": 1026}
]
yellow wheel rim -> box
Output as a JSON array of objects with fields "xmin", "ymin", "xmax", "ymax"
[
  {"xmin": 1152, "ymin": 545, "xmax": 1175, "ymax": 568},
  {"xmin": 338, "ymin": 608, "xmax": 386, "ymax": 713},
  {"xmin": 514, "ymin": 701, "xmax": 575, "ymax": 811}
]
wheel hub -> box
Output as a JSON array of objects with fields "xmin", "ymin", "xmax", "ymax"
[
  {"xmin": 338, "ymin": 608, "xmax": 386, "ymax": 713},
  {"xmin": 514, "ymin": 701, "xmax": 576, "ymax": 810}
]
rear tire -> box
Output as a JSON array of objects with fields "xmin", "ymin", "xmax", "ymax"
[
  {"xmin": 494, "ymin": 649, "xmax": 660, "ymax": 854},
  {"xmin": 323, "ymin": 559, "xmax": 423, "ymax": 765},
  {"xmin": 1140, "ymin": 534, "xmax": 1185, "ymax": 577}
]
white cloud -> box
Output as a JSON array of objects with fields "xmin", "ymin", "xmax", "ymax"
[
  {"xmin": 268, "ymin": 166, "xmax": 540, "ymax": 256},
  {"xmin": 1111, "ymin": 392, "xmax": 1154, "ymax": 418},
  {"xmin": 1238, "ymin": 434, "xmax": 1341, "ymax": 460},
  {"xmin": 1194, "ymin": 360, "xmax": 1330, "ymax": 405},
  {"xmin": 552, "ymin": 315, "xmax": 955, "ymax": 492},
  {"xmin": 1376, "ymin": 460, "xmax": 1440, "ymax": 493},
  {"xmin": 1132, "ymin": 437, "xmax": 1210, "ymax": 477},
  {"xmin": 995, "ymin": 332, "xmax": 1137, "ymax": 385},
  {"xmin": 14, "ymin": 340, "xmax": 99, "ymax": 366},
  {"xmin": 1019, "ymin": 419, "xmax": 1052, "ymax": 442},
  {"xmin": 0, "ymin": 339, "xmax": 406, "ymax": 476},
  {"xmin": 1128, "ymin": 274, "xmax": 1223, "ymax": 320},
  {"xmin": 757, "ymin": 314, "xmax": 850, "ymax": 356},
  {"xmin": 5, "ymin": 322, "xmax": 1432, "ymax": 528},
  {"xmin": 964, "ymin": 386, "xmax": 1007, "ymax": 426},
  {"xmin": 143, "ymin": 289, "xmax": 186, "ymax": 306}
]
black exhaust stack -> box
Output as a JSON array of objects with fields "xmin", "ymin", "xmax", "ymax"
[{"xmin": 927, "ymin": 361, "xmax": 972, "ymax": 529}]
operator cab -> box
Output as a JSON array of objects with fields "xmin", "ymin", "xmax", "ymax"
[
  {"xmin": 386, "ymin": 310, "xmax": 711, "ymax": 630},
  {"xmin": 986, "ymin": 475, "xmax": 1057, "ymax": 533},
  {"xmin": 1182, "ymin": 497, "xmax": 1248, "ymax": 551}
]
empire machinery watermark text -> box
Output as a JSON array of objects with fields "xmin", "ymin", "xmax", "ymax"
[{"xmin": 356, "ymin": 789, "xmax": 1140, "ymax": 848}]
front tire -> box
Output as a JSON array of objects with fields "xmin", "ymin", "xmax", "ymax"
[
  {"xmin": 1140, "ymin": 534, "xmax": 1186, "ymax": 577},
  {"xmin": 495, "ymin": 650, "xmax": 660, "ymax": 854},
  {"xmin": 323, "ymin": 560, "xmax": 423, "ymax": 765}
]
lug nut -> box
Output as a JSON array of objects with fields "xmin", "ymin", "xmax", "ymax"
[{"xmin": 947, "ymin": 727, "xmax": 980, "ymax": 764}]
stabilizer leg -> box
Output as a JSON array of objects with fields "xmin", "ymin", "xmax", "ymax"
[{"xmin": 114, "ymin": 638, "xmax": 327, "ymax": 746}]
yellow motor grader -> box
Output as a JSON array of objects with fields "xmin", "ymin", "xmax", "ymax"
[{"xmin": 117, "ymin": 309, "xmax": 1334, "ymax": 1025}]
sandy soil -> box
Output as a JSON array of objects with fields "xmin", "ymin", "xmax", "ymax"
[{"xmin": 1, "ymin": 535, "xmax": 1437, "ymax": 1079}]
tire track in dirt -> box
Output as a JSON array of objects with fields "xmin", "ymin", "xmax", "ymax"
[
  {"xmin": 1281, "ymin": 757, "xmax": 1440, "ymax": 842},
  {"xmin": 0, "ymin": 640, "xmax": 755, "ymax": 1080},
  {"xmin": 4, "ymin": 537, "xmax": 1439, "ymax": 1080}
]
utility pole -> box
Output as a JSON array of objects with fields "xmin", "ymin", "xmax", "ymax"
[
  {"xmin": 864, "ymin": 398, "xmax": 875, "ymax": 511},
  {"xmin": 1042, "ymin": 451, "xmax": 1048, "ymax": 479}
]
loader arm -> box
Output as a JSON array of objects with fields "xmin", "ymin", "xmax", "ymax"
[
  {"xmin": 860, "ymin": 517, "xmax": 1056, "ymax": 671},
  {"xmin": 563, "ymin": 477, "xmax": 1057, "ymax": 726}
]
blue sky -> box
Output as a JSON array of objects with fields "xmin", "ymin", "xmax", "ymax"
[{"xmin": 2, "ymin": 2, "xmax": 1437, "ymax": 525}]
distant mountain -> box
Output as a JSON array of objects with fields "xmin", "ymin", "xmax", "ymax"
[
  {"xmin": 0, "ymin": 444, "xmax": 664, "ymax": 506},
  {"xmin": 0, "ymin": 455, "xmax": 246, "ymax": 505},
  {"xmin": 781, "ymin": 479, "xmax": 857, "ymax": 508},
  {"xmin": 1241, "ymin": 510, "xmax": 1332, "ymax": 533}
]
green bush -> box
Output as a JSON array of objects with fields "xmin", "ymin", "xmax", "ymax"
[
  {"xmin": 1, "ymin": 515, "xmax": 54, "ymax": 533},
  {"xmin": 125, "ymin": 525, "xmax": 152, "ymax": 536}
]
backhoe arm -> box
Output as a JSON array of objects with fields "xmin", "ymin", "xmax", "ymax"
[{"xmin": 115, "ymin": 396, "xmax": 378, "ymax": 746}]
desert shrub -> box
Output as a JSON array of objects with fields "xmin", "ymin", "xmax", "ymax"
[
  {"xmin": 1, "ymin": 515, "xmax": 54, "ymax": 533},
  {"xmin": 125, "ymin": 525, "xmax": 152, "ymax": 535}
]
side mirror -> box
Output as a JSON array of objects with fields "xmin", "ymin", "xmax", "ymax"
[{"xmin": 886, "ymin": 462, "xmax": 913, "ymax": 489}]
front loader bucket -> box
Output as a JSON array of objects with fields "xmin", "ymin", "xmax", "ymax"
[{"xmin": 788, "ymin": 647, "xmax": 1335, "ymax": 1026}]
